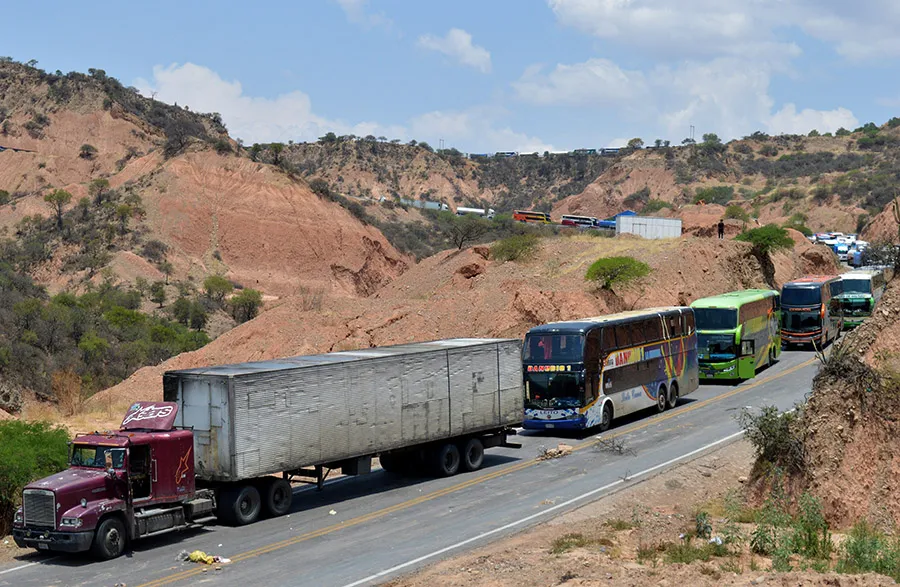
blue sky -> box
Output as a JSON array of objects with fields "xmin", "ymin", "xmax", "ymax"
[{"xmin": 5, "ymin": 1, "xmax": 900, "ymax": 152}]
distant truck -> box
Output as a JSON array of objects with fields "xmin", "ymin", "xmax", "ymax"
[
  {"xmin": 13, "ymin": 339, "xmax": 522, "ymax": 559},
  {"xmin": 456, "ymin": 206, "xmax": 496, "ymax": 219}
]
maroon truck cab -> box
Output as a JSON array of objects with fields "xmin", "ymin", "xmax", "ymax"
[{"xmin": 13, "ymin": 402, "xmax": 214, "ymax": 559}]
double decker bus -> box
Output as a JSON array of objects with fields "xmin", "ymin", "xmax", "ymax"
[
  {"xmin": 836, "ymin": 269, "xmax": 888, "ymax": 329},
  {"xmin": 560, "ymin": 214, "xmax": 600, "ymax": 228},
  {"xmin": 780, "ymin": 275, "xmax": 842, "ymax": 348},
  {"xmin": 512, "ymin": 210, "xmax": 552, "ymax": 224},
  {"xmin": 522, "ymin": 307, "xmax": 698, "ymax": 432},
  {"xmin": 690, "ymin": 290, "xmax": 781, "ymax": 380}
]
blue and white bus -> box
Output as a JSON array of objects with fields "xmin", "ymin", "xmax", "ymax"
[{"xmin": 522, "ymin": 307, "xmax": 699, "ymax": 432}]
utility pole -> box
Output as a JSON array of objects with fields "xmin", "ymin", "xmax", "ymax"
[
  {"xmin": 439, "ymin": 138, "xmax": 444, "ymax": 151},
  {"xmin": 690, "ymin": 125, "xmax": 695, "ymax": 142}
]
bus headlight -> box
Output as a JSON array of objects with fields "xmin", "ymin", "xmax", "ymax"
[{"xmin": 60, "ymin": 517, "xmax": 83, "ymax": 528}]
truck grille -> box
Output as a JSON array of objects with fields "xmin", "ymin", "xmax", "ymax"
[{"xmin": 23, "ymin": 489, "xmax": 55, "ymax": 528}]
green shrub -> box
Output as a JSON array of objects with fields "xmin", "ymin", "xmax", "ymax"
[
  {"xmin": 735, "ymin": 225, "xmax": 795, "ymax": 257},
  {"xmin": 623, "ymin": 186, "xmax": 651, "ymax": 208},
  {"xmin": 837, "ymin": 522, "xmax": 900, "ymax": 580},
  {"xmin": 790, "ymin": 493, "xmax": 832, "ymax": 560},
  {"xmin": 737, "ymin": 405, "xmax": 804, "ymax": 474},
  {"xmin": 724, "ymin": 204, "xmax": 750, "ymax": 222},
  {"xmin": 230, "ymin": 288, "xmax": 263, "ymax": 323},
  {"xmin": 585, "ymin": 256, "xmax": 651, "ymax": 290},
  {"xmin": 694, "ymin": 185, "xmax": 734, "ymax": 206},
  {"xmin": 491, "ymin": 234, "xmax": 540, "ymax": 262},
  {"xmin": 643, "ymin": 199, "xmax": 672, "ymax": 213},
  {"xmin": 0, "ymin": 420, "xmax": 69, "ymax": 535},
  {"xmin": 550, "ymin": 533, "xmax": 592, "ymax": 554}
]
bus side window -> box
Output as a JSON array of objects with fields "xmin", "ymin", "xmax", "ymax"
[
  {"xmin": 601, "ymin": 327, "xmax": 617, "ymax": 353},
  {"xmin": 684, "ymin": 311, "xmax": 695, "ymax": 335},
  {"xmin": 615, "ymin": 325, "xmax": 633, "ymax": 349},
  {"xmin": 774, "ymin": 295, "xmax": 781, "ymax": 311},
  {"xmin": 667, "ymin": 314, "xmax": 682, "ymax": 337},
  {"xmin": 643, "ymin": 317, "xmax": 663, "ymax": 343},
  {"xmin": 632, "ymin": 320, "xmax": 648, "ymax": 347}
]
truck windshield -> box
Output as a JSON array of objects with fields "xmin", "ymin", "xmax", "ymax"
[
  {"xmin": 698, "ymin": 333, "xmax": 737, "ymax": 361},
  {"xmin": 782, "ymin": 287, "xmax": 821, "ymax": 306},
  {"xmin": 782, "ymin": 310, "xmax": 821, "ymax": 332},
  {"xmin": 524, "ymin": 373, "xmax": 582, "ymax": 409},
  {"xmin": 841, "ymin": 279, "xmax": 872, "ymax": 294},
  {"xmin": 694, "ymin": 308, "xmax": 737, "ymax": 330},
  {"xmin": 523, "ymin": 334, "xmax": 584, "ymax": 363},
  {"xmin": 70, "ymin": 445, "xmax": 125, "ymax": 469}
]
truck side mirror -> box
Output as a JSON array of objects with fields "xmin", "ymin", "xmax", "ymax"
[{"xmin": 107, "ymin": 468, "xmax": 117, "ymax": 480}]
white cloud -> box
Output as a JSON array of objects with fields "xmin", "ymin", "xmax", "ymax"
[
  {"xmin": 513, "ymin": 59, "xmax": 647, "ymax": 106},
  {"xmin": 332, "ymin": 0, "xmax": 393, "ymax": 30},
  {"xmin": 417, "ymin": 29, "xmax": 492, "ymax": 74},
  {"xmin": 134, "ymin": 63, "xmax": 403, "ymax": 144},
  {"xmin": 134, "ymin": 63, "xmax": 550, "ymax": 152},
  {"xmin": 766, "ymin": 104, "xmax": 858, "ymax": 135},
  {"xmin": 409, "ymin": 109, "xmax": 553, "ymax": 153}
]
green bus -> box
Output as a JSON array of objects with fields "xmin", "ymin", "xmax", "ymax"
[
  {"xmin": 690, "ymin": 289, "xmax": 781, "ymax": 380},
  {"xmin": 836, "ymin": 269, "xmax": 888, "ymax": 329}
]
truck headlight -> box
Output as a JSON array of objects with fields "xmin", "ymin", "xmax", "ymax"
[
  {"xmin": 14, "ymin": 508, "xmax": 23, "ymax": 524},
  {"xmin": 60, "ymin": 517, "xmax": 83, "ymax": 528}
]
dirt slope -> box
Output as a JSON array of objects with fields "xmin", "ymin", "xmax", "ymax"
[
  {"xmin": 88, "ymin": 231, "xmax": 839, "ymax": 409},
  {"xmin": 802, "ymin": 279, "xmax": 900, "ymax": 529}
]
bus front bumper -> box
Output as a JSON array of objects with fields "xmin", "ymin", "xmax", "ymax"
[
  {"xmin": 699, "ymin": 361, "xmax": 739, "ymax": 379},
  {"xmin": 843, "ymin": 318, "xmax": 867, "ymax": 329},
  {"xmin": 522, "ymin": 416, "xmax": 586, "ymax": 430}
]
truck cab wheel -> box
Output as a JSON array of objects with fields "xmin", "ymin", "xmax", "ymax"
[
  {"xmin": 91, "ymin": 516, "xmax": 126, "ymax": 560},
  {"xmin": 460, "ymin": 438, "xmax": 484, "ymax": 472},
  {"xmin": 262, "ymin": 478, "xmax": 292, "ymax": 517},
  {"xmin": 432, "ymin": 443, "xmax": 461, "ymax": 477},
  {"xmin": 219, "ymin": 484, "xmax": 261, "ymax": 525}
]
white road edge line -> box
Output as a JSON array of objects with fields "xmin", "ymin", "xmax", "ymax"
[
  {"xmin": 0, "ymin": 557, "xmax": 59, "ymax": 576},
  {"xmin": 341, "ymin": 429, "xmax": 747, "ymax": 587}
]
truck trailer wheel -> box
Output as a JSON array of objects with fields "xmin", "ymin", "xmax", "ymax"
[
  {"xmin": 460, "ymin": 438, "xmax": 484, "ymax": 472},
  {"xmin": 91, "ymin": 516, "xmax": 127, "ymax": 560},
  {"xmin": 219, "ymin": 484, "xmax": 261, "ymax": 525},
  {"xmin": 432, "ymin": 443, "xmax": 461, "ymax": 477},
  {"xmin": 262, "ymin": 478, "xmax": 293, "ymax": 517},
  {"xmin": 378, "ymin": 452, "xmax": 404, "ymax": 474}
]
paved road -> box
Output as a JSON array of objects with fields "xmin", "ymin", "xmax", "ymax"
[{"xmin": 0, "ymin": 350, "xmax": 819, "ymax": 587}]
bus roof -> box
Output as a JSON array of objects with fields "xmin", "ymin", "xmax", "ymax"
[
  {"xmin": 527, "ymin": 307, "xmax": 688, "ymax": 334},
  {"xmin": 690, "ymin": 289, "xmax": 777, "ymax": 310},
  {"xmin": 784, "ymin": 275, "xmax": 839, "ymax": 287},
  {"xmin": 842, "ymin": 269, "xmax": 879, "ymax": 279}
]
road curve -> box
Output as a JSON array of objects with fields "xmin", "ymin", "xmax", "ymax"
[{"xmin": 0, "ymin": 351, "xmax": 818, "ymax": 587}]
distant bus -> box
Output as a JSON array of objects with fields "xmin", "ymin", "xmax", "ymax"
[
  {"xmin": 691, "ymin": 290, "xmax": 781, "ymax": 380},
  {"xmin": 522, "ymin": 307, "xmax": 699, "ymax": 431},
  {"xmin": 560, "ymin": 214, "xmax": 600, "ymax": 228},
  {"xmin": 780, "ymin": 275, "xmax": 842, "ymax": 348},
  {"xmin": 836, "ymin": 269, "xmax": 888, "ymax": 329},
  {"xmin": 494, "ymin": 151, "xmax": 518, "ymax": 158},
  {"xmin": 513, "ymin": 210, "xmax": 552, "ymax": 224},
  {"xmin": 572, "ymin": 148, "xmax": 597, "ymax": 155}
]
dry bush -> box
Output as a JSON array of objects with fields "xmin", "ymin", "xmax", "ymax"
[{"xmin": 52, "ymin": 369, "xmax": 83, "ymax": 416}]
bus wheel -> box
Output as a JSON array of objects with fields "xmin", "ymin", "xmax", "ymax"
[
  {"xmin": 667, "ymin": 383, "xmax": 679, "ymax": 410},
  {"xmin": 656, "ymin": 385, "xmax": 668, "ymax": 413},
  {"xmin": 598, "ymin": 402, "xmax": 613, "ymax": 432}
]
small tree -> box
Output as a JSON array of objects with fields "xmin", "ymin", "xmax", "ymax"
[
  {"xmin": 150, "ymin": 281, "xmax": 167, "ymax": 307},
  {"xmin": 203, "ymin": 274, "xmax": 233, "ymax": 304},
  {"xmin": 269, "ymin": 143, "xmax": 285, "ymax": 166},
  {"xmin": 230, "ymin": 288, "xmax": 263, "ymax": 323},
  {"xmin": 43, "ymin": 189, "xmax": 72, "ymax": 230},
  {"xmin": 626, "ymin": 137, "xmax": 644, "ymax": 150},
  {"xmin": 439, "ymin": 212, "xmax": 491, "ymax": 250},
  {"xmin": 158, "ymin": 261, "xmax": 173, "ymax": 285},
  {"xmin": 79, "ymin": 143, "xmax": 98, "ymax": 160},
  {"xmin": 115, "ymin": 204, "xmax": 132, "ymax": 233},
  {"xmin": 491, "ymin": 234, "xmax": 540, "ymax": 262},
  {"xmin": 134, "ymin": 276, "xmax": 149, "ymax": 298},
  {"xmin": 585, "ymin": 256, "xmax": 651, "ymax": 290},
  {"xmin": 735, "ymin": 224, "xmax": 794, "ymax": 286},
  {"xmin": 89, "ymin": 178, "xmax": 110, "ymax": 205}
]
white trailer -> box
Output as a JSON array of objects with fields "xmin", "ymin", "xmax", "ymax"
[
  {"xmin": 616, "ymin": 215, "xmax": 682, "ymax": 239},
  {"xmin": 162, "ymin": 338, "xmax": 522, "ymax": 485},
  {"xmin": 456, "ymin": 206, "xmax": 496, "ymax": 219}
]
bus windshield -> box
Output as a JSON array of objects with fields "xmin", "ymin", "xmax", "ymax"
[
  {"xmin": 525, "ymin": 373, "xmax": 583, "ymax": 409},
  {"xmin": 842, "ymin": 279, "xmax": 872, "ymax": 295},
  {"xmin": 840, "ymin": 298, "xmax": 871, "ymax": 317},
  {"xmin": 782, "ymin": 287, "xmax": 822, "ymax": 306},
  {"xmin": 698, "ymin": 333, "xmax": 737, "ymax": 360},
  {"xmin": 782, "ymin": 310, "xmax": 821, "ymax": 332},
  {"xmin": 523, "ymin": 334, "xmax": 584, "ymax": 363},
  {"xmin": 694, "ymin": 308, "xmax": 738, "ymax": 330}
]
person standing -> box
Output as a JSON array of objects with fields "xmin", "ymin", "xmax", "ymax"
[{"xmin": 717, "ymin": 219, "xmax": 725, "ymax": 239}]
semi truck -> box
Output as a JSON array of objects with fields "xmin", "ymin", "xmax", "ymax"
[{"xmin": 13, "ymin": 338, "xmax": 523, "ymax": 559}]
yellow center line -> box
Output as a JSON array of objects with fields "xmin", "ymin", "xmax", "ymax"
[{"xmin": 137, "ymin": 356, "xmax": 816, "ymax": 587}]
